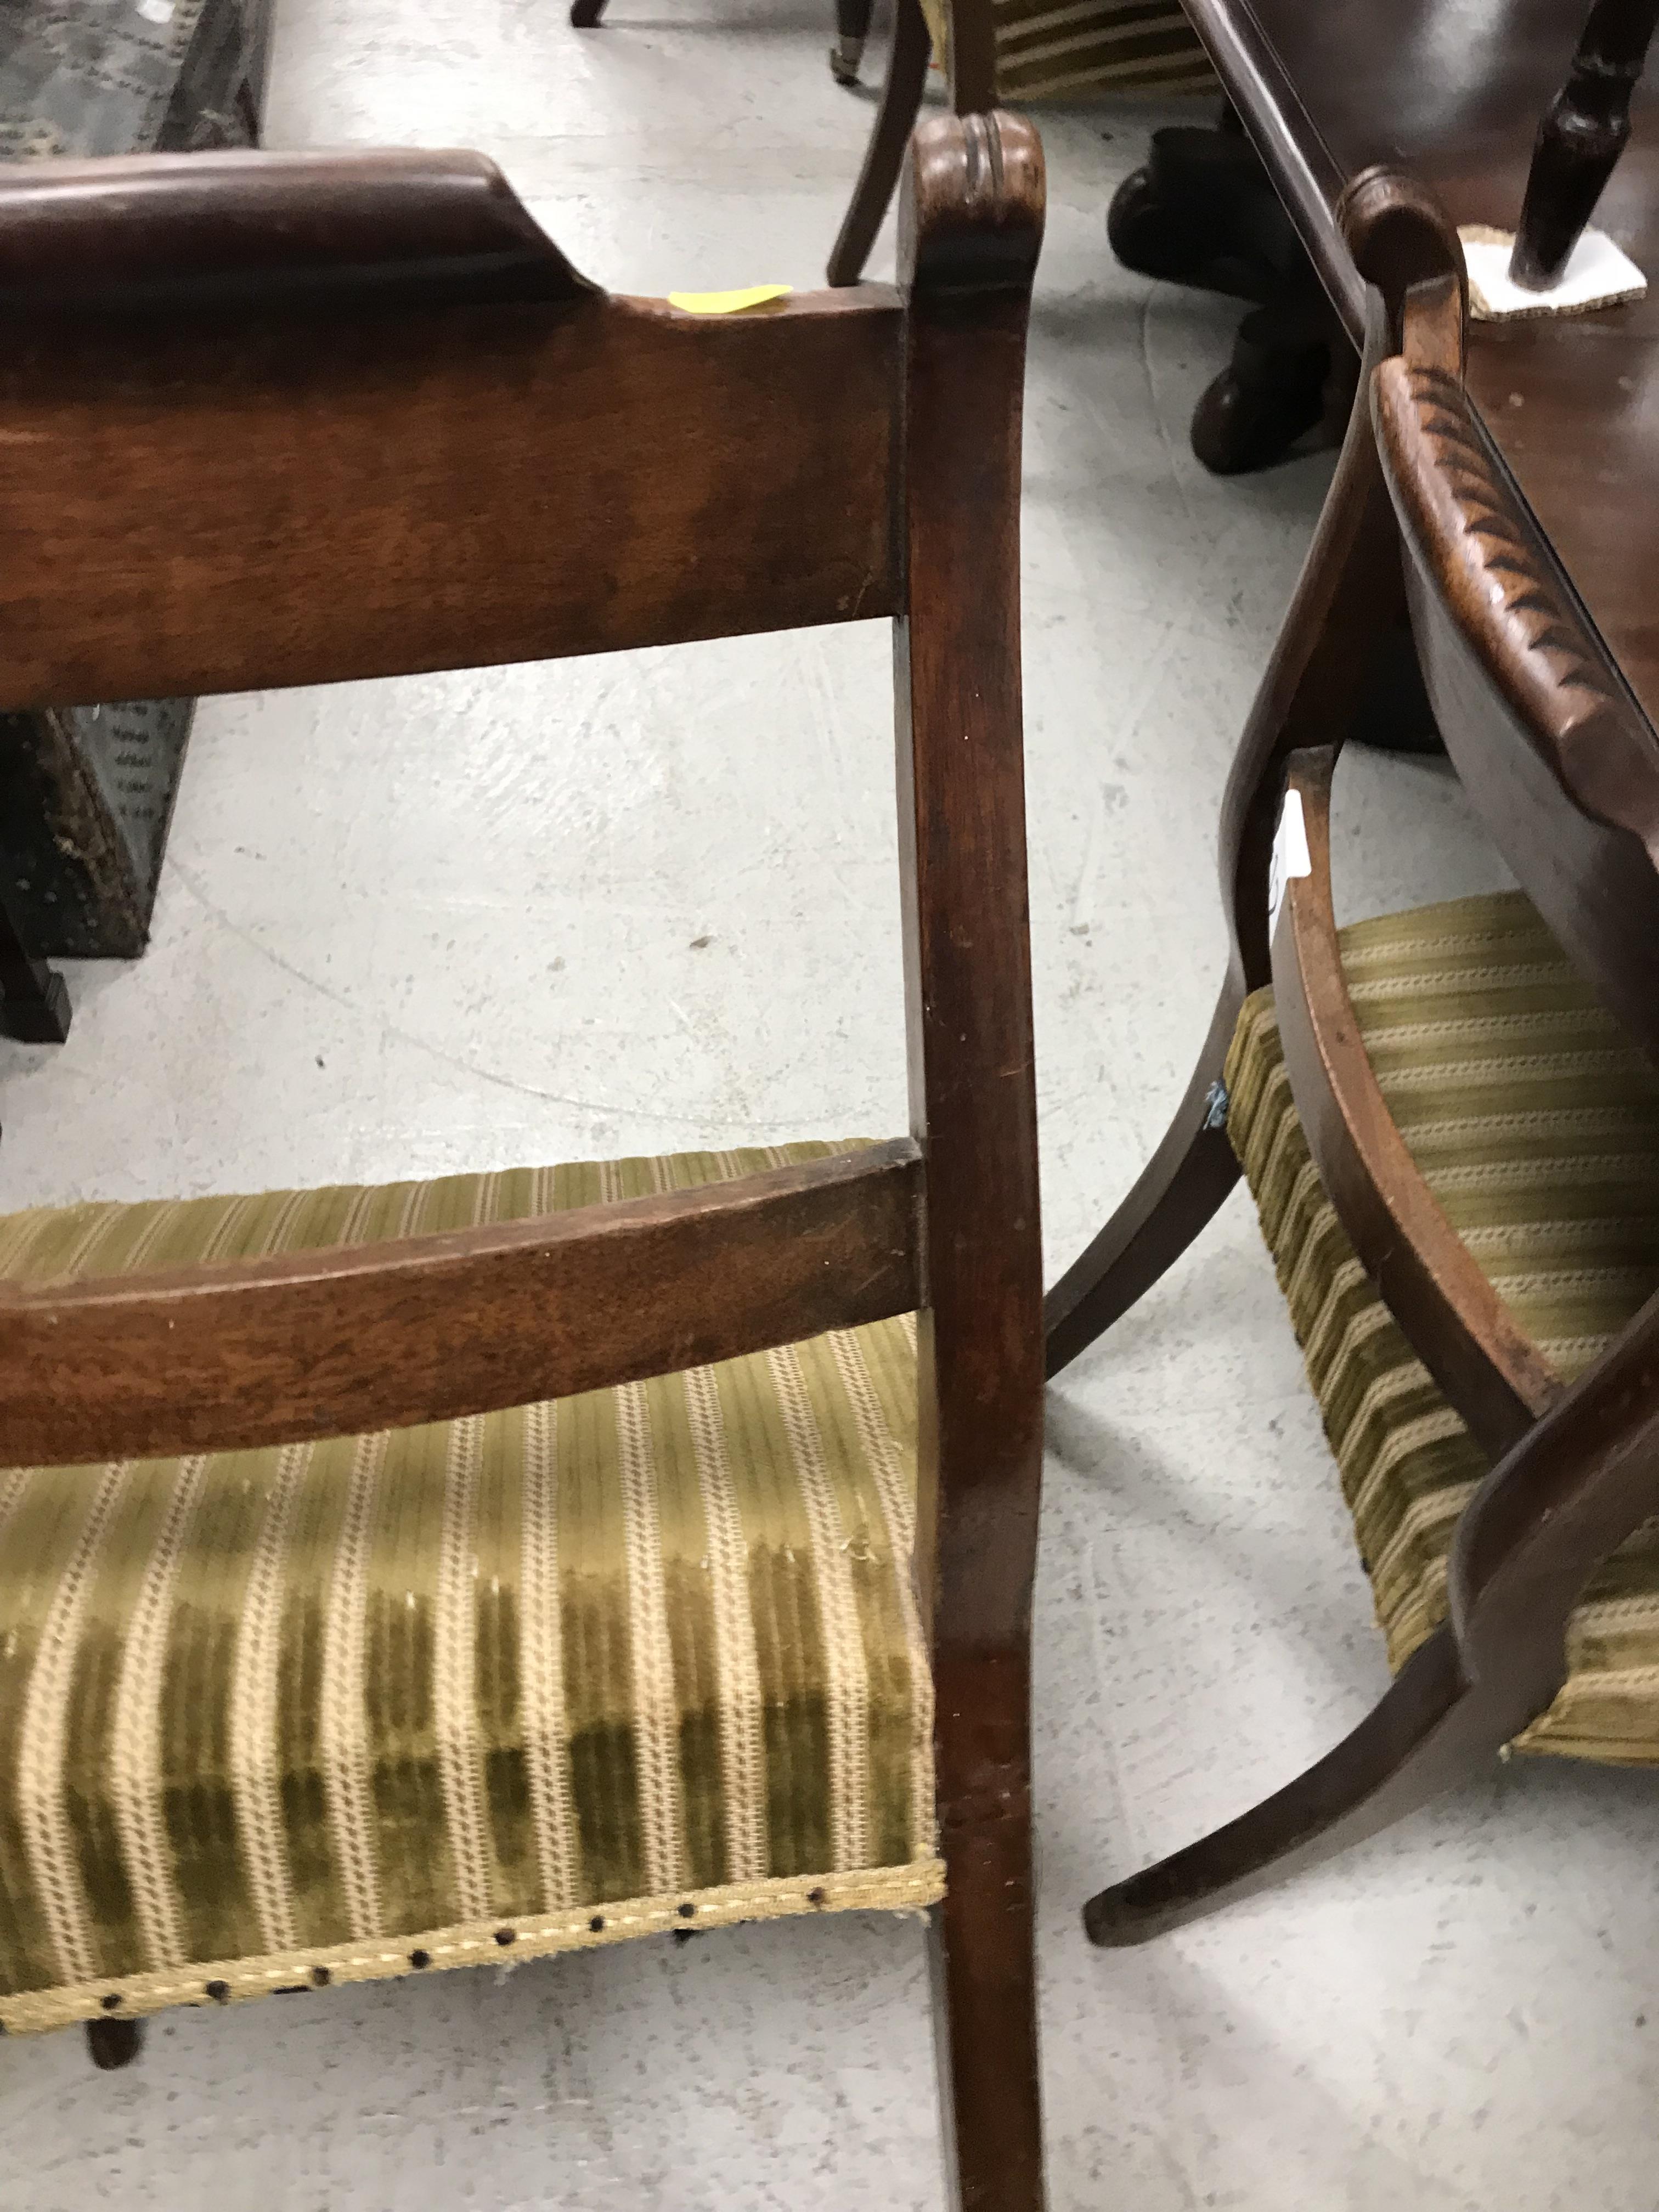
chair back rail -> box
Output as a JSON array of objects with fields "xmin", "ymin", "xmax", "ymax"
[
  {"xmin": 0, "ymin": 1143, "xmax": 923, "ymax": 1464},
  {"xmin": 0, "ymin": 151, "xmax": 902, "ymax": 710}
]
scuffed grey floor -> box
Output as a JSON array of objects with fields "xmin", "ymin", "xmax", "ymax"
[{"xmin": 2, "ymin": 3, "xmax": 1655, "ymax": 2207}]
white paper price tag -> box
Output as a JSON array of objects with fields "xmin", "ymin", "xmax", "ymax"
[{"xmin": 1267, "ymin": 787, "xmax": 1311, "ymax": 939}]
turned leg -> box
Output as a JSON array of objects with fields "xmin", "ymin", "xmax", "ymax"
[
  {"xmin": 0, "ymin": 882, "xmax": 70, "ymax": 1043},
  {"xmin": 86, "ymin": 2016, "xmax": 144, "ymax": 2070},
  {"xmin": 827, "ymin": 0, "xmax": 932, "ymax": 285},
  {"xmin": 1085, "ymin": 1627, "xmax": 1501, "ymax": 1944},
  {"xmin": 831, "ymin": 0, "xmax": 876, "ymax": 83}
]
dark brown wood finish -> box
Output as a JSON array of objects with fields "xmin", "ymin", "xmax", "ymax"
[
  {"xmin": 1088, "ymin": 1282, "xmax": 1659, "ymax": 1945},
  {"xmin": 1376, "ymin": 326, "xmax": 1659, "ymax": 1067},
  {"xmin": 898, "ymin": 113, "xmax": 1047, "ymax": 2212},
  {"xmin": 0, "ymin": 148, "xmax": 588, "ymax": 308},
  {"xmin": 1077, "ymin": 174, "xmax": 1659, "ymax": 1943},
  {"xmin": 828, "ymin": 0, "xmax": 1001, "ymax": 289},
  {"xmin": 0, "ymin": 1144, "xmax": 923, "ymax": 1465},
  {"xmin": 1045, "ymin": 176, "xmax": 1458, "ymax": 1375},
  {"xmin": 827, "ymin": 0, "xmax": 932, "ymax": 288},
  {"xmin": 85, "ymin": 2017, "xmax": 144, "ymax": 2070},
  {"xmin": 1174, "ymin": 0, "xmax": 1659, "ymax": 737},
  {"xmin": 0, "ymin": 155, "xmax": 900, "ymax": 710},
  {"xmin": 1511, "ymin": 0, "xmax": 1659, "ymax": 287},
  {"xmin": 0, "ymin": 117, "xmax": 1052, "ymax": 2200},
  {"xmin": 1271, "ymin": 747, "xmax": 1560, "ymax": 1454}
]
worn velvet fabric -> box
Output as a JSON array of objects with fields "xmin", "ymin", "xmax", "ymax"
[
  {"xmin": 0, "ymin": 1142, "xmax": 940, "ymax": 2036},
  {"xmin": 1226, "ymin": 890, "xmax": 1659, "ymax": 1762}
]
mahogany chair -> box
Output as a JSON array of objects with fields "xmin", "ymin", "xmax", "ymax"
[
  {"xmin": 0, "ymin": 114, "xmax": 1051, "ymax": 2207},
  {"xmin": 1048, "ymin": 167, "xmax": 1659, "ymax": 1943},
  {"xmin": 827, "ymin": 0, "xmax": 1210, "ymax": 286}
]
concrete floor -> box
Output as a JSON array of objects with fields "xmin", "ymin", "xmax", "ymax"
[{"xmin": 2, "ymin": 3, "xmax": 1656, "ymax": 2207}]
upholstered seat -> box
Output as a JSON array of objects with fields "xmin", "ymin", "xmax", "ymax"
[
  {"xmin": 1226, "ymin": 889, "xmax": 1659, "ymax": 1764},
  {"xmin": 917, "ymin": 0, "xmax": 1213, "ymax": 101},
  {"xmin": 0, "ymin": 1142, "xmax": 939, "ymax": 2038}
]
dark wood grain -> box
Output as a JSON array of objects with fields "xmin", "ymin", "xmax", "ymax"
[
  {"xmin": 1083, "ymin": 156, "xmax": 1659, "ymax": 1948},
  {"xmin": 1511, "ymin": 0, "xmax": 1659, "ymax": 287},
  {"xmin": 0, "ymin": 1145, "xmax": 923, "ymax": 1465},
  {"xmin": 0, "ymin": 116, "xmax": 1053, "ymax": 2194},
  {"xmin": 826, "ymin": 0, "xmax": 932, "ymax": 287},
  {"xmin": 1374, "ymin": 311, "xmax": 1659, "ymax": 1067},
  {"xmin": 898, "ymin": 112, "xmax": 1048, "ymax": 2212},
  {"xmin": 1272, "ymin": 747, "xmax": 1561, "ymax": 1455},
  {"xmin": 0, "ymin": 148, "xmax": 590, "ymax": 310},
  {"xmin": 1175, "ymin": 0, "xmax": 1659, "ymax": 743},
  {"xmin": 1046, "ymin": 171, "xmax": 1460, "ymax": 1375},
  {"xmin": 0, "ymin": 159, "xmax": 900, "ymax": 710},
  {"xmin": 827, "ymin": 0, "xmax": 996, "ymax": 289},
  {"xmin": 1092, "ymin": 1285, "xmax": 1659, "ymax": 1944}
]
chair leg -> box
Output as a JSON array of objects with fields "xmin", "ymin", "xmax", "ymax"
[
  {"xmin": 831, "ymin": 0, "xmax": 875, "ymax": 82},
  {"xmin": 0, "ymin": 882, "xmax": 71, "ymax": 1043},
  {"xmin": 570, "ymin": 0, "xmax": 608, "ymax": 25},
  {"xmin": 826, "ymin": 0, "xmax": 932, "ymax": 286},
  {"xmin": 1045, "ymin": 980, "xmax": 1243, "ymax": 1379},
  {"xmin": 86, "ymin": 2016, "xmax": 144, "ymax": 2070},
  {"xmin": 930, "ymin": 1679, "xmax": 1045, "ymax": 2209},
  {"xmin": 1084, "ymin": 1625, "xmax": 1511, "ymax": 1945}
]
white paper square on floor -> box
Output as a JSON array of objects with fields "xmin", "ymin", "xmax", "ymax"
[{"xmin": 1460, "ymin": 222, "xmax": 1647, "ymax": 320}]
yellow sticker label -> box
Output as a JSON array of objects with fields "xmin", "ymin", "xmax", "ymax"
[{"xmin": 667, "ymin": 284, "xmax": 793, "ymax": 316}]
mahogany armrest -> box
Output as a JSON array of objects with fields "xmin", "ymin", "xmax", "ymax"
[
  {"xmin": 1451, "ymin": 1282, "xmax": 1659, "ymax": 1694},
  {"xmin": 1270, "ymin": 746, "xmax": 1561, "ymax": 1460},
  {"xmin": 1373, "ymin": 286, "xmax": 1659, "ymax": 1068},
  {"xmin": 1373, "ymin": 349, "xmax": 1659, "ymax": 864},
  {"xmin": 0, "ymin": 1142, "xmax": 924, "ymax": 1466}
]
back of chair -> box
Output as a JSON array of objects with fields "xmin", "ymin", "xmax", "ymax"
[
  {"xmin": 0, "ymin": 150, "xmax": 906, "ymax": 710},
  {"xmin": 0, "ymin": 114, "xmax": 1048, "ymax": 1583}
]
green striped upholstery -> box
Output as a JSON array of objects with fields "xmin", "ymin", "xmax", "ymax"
[
  {"xmin": 918, "ymin": 0, "xmax": 1214, "ymax": 101},
  {"xmin": 1226, "ymin": 891, "xmax": 1659, "ymax": 1763},
  {"xmin": 0, "ymin": 1143, "xmax": 939, "ymax": 2038}
]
